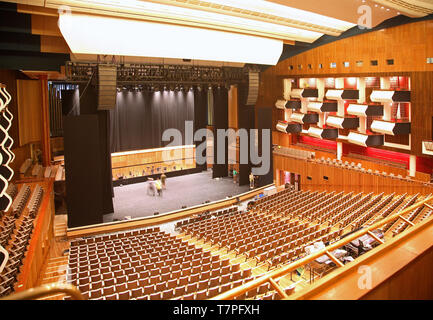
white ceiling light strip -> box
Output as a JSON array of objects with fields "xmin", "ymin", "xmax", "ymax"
[
  {"xmin": 49, "ymin": 0, "xmax": 324, "ymax": 42},
  {"xmin": 58, "ymin": 13, "xmax": 284, "ymax": 65},
  {"xmin": 152, "ymin": 0, "xmax": 356, "ymax": 35},
  {"xmin": 372, "ymin": 0, "xmax": 433, "ymax": 17}
]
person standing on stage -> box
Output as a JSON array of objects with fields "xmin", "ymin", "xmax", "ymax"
[
  {"xmin": 249, "ymin": 172, "xmax": 255, "ymax": 189},
  {"xmin": 161, "ymin": 172, "xmax": 167, "ymax": 190},
  {"xmin": 148, "ymin": 178, "xmax": 156, "ymax": 196},
  {"xmin": 233, "ymin": 169, "xmax": 238, "ymax": 184},
  {"xmin": 155, "ymin": 179, "xmax": 163, "ymax": 197}
]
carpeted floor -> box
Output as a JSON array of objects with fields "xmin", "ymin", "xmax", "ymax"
[{"xmin": 105, "ymin": 170, "xmax": 249, "ymax": 222}]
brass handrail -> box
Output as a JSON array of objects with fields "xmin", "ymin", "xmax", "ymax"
[
  {"xmin": 211, "ymin": 195, "xmax": 433, "ymax": 300},
  {"xmin": 0, "ymin": 283, "xmax": 85, "ymax": 300}
]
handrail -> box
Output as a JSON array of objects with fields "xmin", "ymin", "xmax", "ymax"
[
  {"xmin": 0, "ymin": 283, "xmax": 85, "ymax": 300},
  {"xmin": 211, "ymin": 195, "xmax": 433, "ymax": 300}
]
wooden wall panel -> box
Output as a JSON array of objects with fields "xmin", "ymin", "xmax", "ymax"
[
  {"xmin": 361, "ymin": 248, "xmax": 433, "ymax": 300},
  {"xmin": 411, "ymin": 72, "xmax": 433, "ymax": 155},
  {"xmin": 31, "ymin": 15, "xmax": 62, "ymax": 37},
  {"xmin": 16, "ymin": 79, "xmax": 43, "ymax": 146},
  {"xmin": 276, "ymin": 20, "xmax": 433, "ymax": 76},
  {"xmin": 40, "ymin": 35, "xmax": 70, "ymax": 54},
  {"xmin": 274, "ymin": 154, "xmax": 433, "ymax": 195},
  {"xmin": 228, "ymin": 85, "xmax": 238, "ymax": 129},
  {"xmin": 15, "ymin": 180, "xmax": 54, "ymax": 291}
]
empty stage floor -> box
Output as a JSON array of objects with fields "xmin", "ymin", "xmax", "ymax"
[{"xmin": 106, "ymin": 170, "xmax": 250, "ymax": 222}]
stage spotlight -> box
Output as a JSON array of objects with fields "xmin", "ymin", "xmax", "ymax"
[
  {"xmin": 163, "ymin": 85, "xmax": 167, "ymax": 91},
  {"xmin": 189, "ymin": 86, "xmax": 193, "ymax": 91}
]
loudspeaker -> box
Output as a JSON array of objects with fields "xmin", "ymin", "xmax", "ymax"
[
  {"xmin": 97, "ymin": 64, "xmax": 117, "ymax": 110},
  {"xmin": 245, "ymin": 71, "xmax": 259, "ymax": 106}
]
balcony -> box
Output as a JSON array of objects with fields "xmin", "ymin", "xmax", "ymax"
[
  {"xmin": 347, "ymin": 132, "xmax": 384, "ymax": 147},
  {"xmin": 276, "ymin": 121, "xmax": 302, "ymax": 134},
  {"xmin": 326, "ymin": 116, "xmax": 360, "ymax": 129},
  {"xmin": 370, "ymin": 120, "xmax": 411, "ymax": 135},
  {"xmin": 325, "ymin": 89, "xmax": 359, "ymax": 101},
  {"xmin": 275, "ymin": 99, "xmax": 302, "ymax": 110},
  {"xmin": 370, "ymin": 90, "xmax": 411, "ymax": 103},
  {"xmin": 290, "ymin": 112, "xmax": 319, "ymax": 124},
  {"xmin": 307, "ymin": 126, "xmax": 339, "ymax": 140},
  {"xmin": 307, "ymin": 101, "xmax": 338, "ymax": 113},
  {"xmin": 347, "ymin": 104, "xmax": 384, "ymax": 117}
]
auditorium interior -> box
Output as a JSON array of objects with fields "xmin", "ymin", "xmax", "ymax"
[{"xmin": 1, "ymin": 0, "xmax": 433, "ymax": 301}]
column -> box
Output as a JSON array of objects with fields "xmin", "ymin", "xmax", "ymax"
[
  {"xmin": 39, "ymin": 75, "xmax": 51, "ymax": 167},
  {"xmin": 337, "ymin": 142, "xmax": 343, "ymax": 161},
  {"xmin": 409, "ymin": 154, "xmax": 416, "ymax": 177}
]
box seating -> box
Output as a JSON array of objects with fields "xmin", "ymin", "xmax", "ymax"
[{"xmin": 0, "ymin": 185, "xmax": 42, "ymax": 297}]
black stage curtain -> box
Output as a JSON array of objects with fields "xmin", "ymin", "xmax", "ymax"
[
  {"xmin": 256, "ymin": 107, "xmax": 274, "ymax": 187},
  {"xmin": 194, "ymin": 88, "xmax": 208, "ymax": 172},
  {"xmin": 110, "ymin": 90, "xmax": 194, "ymax": 153},
  {"xmin": 238, "ymin": 84, "xmax": 255, "ymax": 186},
  {"xmin": 212, "ymin": 86, "xmax": 229, "ymax": 179}
]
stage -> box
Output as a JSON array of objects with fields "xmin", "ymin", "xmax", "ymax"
[{"xmin": 104, "ymin": 170, "xmax": 250, "ymax": 222}]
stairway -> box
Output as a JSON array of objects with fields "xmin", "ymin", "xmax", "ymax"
[
  {"xmin": 36, "ymin": 214, "xmax": 70, "ymax": 300},
  {"xmin": 54, "ymin": 215, "xmax": 67, "ymax": 238},
  {"xmin": 37, "ymin": 256, "xmax": 69, "ymax": 300}
]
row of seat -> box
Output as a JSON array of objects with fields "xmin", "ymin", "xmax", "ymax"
[
  {"xmin": 11, "ymin": 185, "xmax": 30, "ymax": 217},
  {"xmin": 175, "ymin": 207, "xmax": 238, "ymax": 230},
  {"xmin": 67, "ymin": 227, "xmax": 255, "ymax": 300},
  {"xmin": 0, "ymin": 214, "xmax": 35, "ymax": 297},
  {"xmin": 27, "ymin": 185, "xmax": 43, "ymax": 217},
  {"xmin": 273, "ymin": 146, "xmax": 315, "ymax": 161}
]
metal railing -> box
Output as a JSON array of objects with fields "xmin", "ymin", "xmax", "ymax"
[
  {"xmin": 211, "ymin": 195, "xmax": 433, "ymax": 300},
  {"xmin": 0, "ymin": 283, "xmax": 84, "ymax": 301}
]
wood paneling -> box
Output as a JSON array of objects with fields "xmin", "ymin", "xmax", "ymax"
[
  {"xmin": 31, "ymin": 15, "xmax": 61, "ymax": 37},
  {"xmin": 274, "ymin": 154, "xmax": 433, "ymax": 195},
  {"xmin": 276, "ymin": 20, "xmax": 433, "ymax": 76},
  {"xmin": 411, "ymin": 71, "xmax": 433, "ymax": 155},
  {"xmin": 228, "ymin": 85, "xmax": 238, "ymax": 129},
  {"xmin": 40, "ymin": 35, "xmax": 70, "ymax": 54},
  {"xmin": 16, "ymin": 79, "xmax": 42, "ymax": 146},
  {"xmin": 111, "ymin": 146, "xmax": 196, "ymax": 180},
  {"xmin": 15, "ymin": 179, "xmax": 54, "ymax": 291}
]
